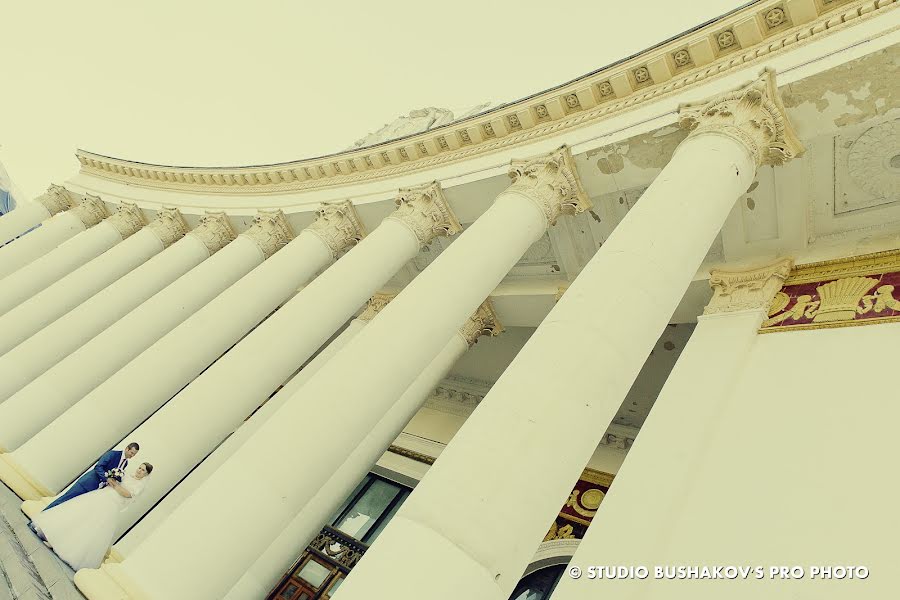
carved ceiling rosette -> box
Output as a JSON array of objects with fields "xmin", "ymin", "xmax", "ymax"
[
  {"xmin": 306, "ymin": 200, "xmax": 365, "ymax": 259},
  {"xmin": 704, "ymin": 257, "xmax": 793, "ymax": 315},
  {"xmin": 358, "ymin": 292, "xmax": 396, "ymax": 321},
  {"xmin": 507, "ymin": 146, "xmax": 591, "ymax": 226},
  {"xmin": 35, "ymin": 184, "xmax": 76, "ymax": 216},
  {"xmin": 678, "ymin": 68, "xmax": 803, "ymax": 167},
  {"xmin": 386, "ymin": 181, "xmax": 462, "ymax": 248},
  {"xmin": 242, "ymin": 209, "xmax": 294, "ymax": 258},
  {"xmin": 106, "ymin": 202, "xmax": 146, "ymax": 239},
  {"xmin": 459, "ymin": 298, "xmax": 503, "ymax": 346},
  {"xmin": 69, "ymin": 194, "xmax": 109, "ymax": 227},
  {"xmin": 147, "ymin": 207, "xmax": 188, "ymax": 247},
  {"xmin": 188, "ymin": 211, "xmax": 236, "ymax": 255}
]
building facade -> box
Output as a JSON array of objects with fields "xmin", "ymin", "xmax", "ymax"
[{"xmin": 0, "ymin": 1, "xmax": 897, "ymax": 599}]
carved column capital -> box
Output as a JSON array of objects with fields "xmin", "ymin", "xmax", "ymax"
[
  {"xmin": 459, "ymin": 299, "xmax": 503, "ymax": 346},
  {"xmin": 385, "ymin": 181, "xmax": 462, "ymax": 247},
  {"xmin": 147, "ymin": 207, "xmax": 188, "ymax": 247},
  {"xmin": 242, "ymin": 209, "xmax": 294, "ymax": 258},
  {"xmin": 306, "ymin": 201, "xmax": 365, "ymax": 258},
  {"xmin": 704, "ymin": 257, "xmax": 794, "ymax": 315},
  {"xmin": 188, "ymin": 212, "xmax": 236, "ymax": 255},
  {"xmin": 507, "ymin": 146, "xmax": 591, "ymax": 226},
  {"xmin": 35, "ymin": 184, "xmax": 76, "ymax": 216},
  {"xmin": 359, "ymin": 292, "xmax": 396, "ymax": 321},
  {"xmin": 106, "ymin": 202, "xmax": 146, "ymax": 239},
  {"xmin": 69, "ymin": 194, "xmax": 109, "ymax": 227},
  {"xmin": 678, "ymin": 69, "xmax": 803, "ymax": 167}
]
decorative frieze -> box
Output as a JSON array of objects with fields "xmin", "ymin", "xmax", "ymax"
[
  {"xmin": 242, "ymin": 209, "xmax": 294, "ymax": 258},
  {"xmin": 188, "ymin": 212, "xmax": 236, "ymax": 255},
  {"xmin": 678, "ymin": 69, "xmax": 803, "ymax": 166},
  {"xmin": 106, "ymin": 202, "xmax": 146, "ymax": 239},
  {"xmin": 703, "ymin": 258, "xmax": 794, "ymax": 315},
  {"xmin": 306, "ymin": 200, "xmax": 365, "ymax": 258},
  {"xmin": 458, "ymin": 298, "xmax": 503, "ymax": 346},
  {"xmin": 358, "ymin": 292, "xmax": 396, "ymax": 321},
  {"xmin": 69, "ymin": 194, "xmax": 109, "ymax": 227},
  {"xmin": 507, "ymin": 146, "xmax": 591, "ymax": 226},
  {"xmin": 35, "ymin": 184, "xmax": 76, "ymax": 216},
  {"xmin": 386, "ymin": 181, "xmax": 462, "ymax": 247},
  {"xmin": 146, "ymin": 207, "xmax": 188, "ymax": 247}
]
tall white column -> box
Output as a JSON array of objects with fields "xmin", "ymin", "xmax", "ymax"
[
  {"xmin": 0, "ymin": 209, "xmax": 189, "ymax": 399},
  {"xmin": 77, "ymin": 147, "xmax": 590, "ymax": 600},
  {"xmin": 0, "ymin": 208, "xmax": 185, "ymax": 355},
  {"xmin": 551, "ymin": 260, "xmax": 791, "ymax": 600},
  {"xmin": 225, "ymin": 301, "xmax": 500, "ymax": 600},
  {"xmin": 0, "ymin": 185, "xmax": 74, "ymax": 246},
  {"xmin": 112, "ymin": 293, "xmax": 389, "ymax": 559},
  {"xmin": 335, "ymin": 71, "xmax": 803, "ymax": 600},
  {"xmin": 0, "ymin": 193, "xmax": 107, "ymax": 279},
  {"xmin": 0, "ymin": 203, "xmax": 145, "ymax": 317}
]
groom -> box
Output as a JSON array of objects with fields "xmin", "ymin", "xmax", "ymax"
[{"xmin": 43, "ymin": 442, "xmax": 140, "ymax": 511}]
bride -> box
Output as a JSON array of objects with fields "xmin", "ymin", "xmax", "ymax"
[{"xmin": 32, "ymin": 462, "xmax": 154, "ymax": 570}]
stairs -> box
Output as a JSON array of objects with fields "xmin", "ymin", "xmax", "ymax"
[{"xmin": 0, "ymin": 483, "xmax": 84, "ymax": 600}]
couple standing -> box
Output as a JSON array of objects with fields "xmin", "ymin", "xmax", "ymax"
[{"xmin": 30, "ymin": 442, "xmax": 155, "ymax": 570}]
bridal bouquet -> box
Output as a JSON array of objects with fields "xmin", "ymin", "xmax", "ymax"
[{"xmin": 104, "ymin": 468, "xmax": 125, "ymax": 483}]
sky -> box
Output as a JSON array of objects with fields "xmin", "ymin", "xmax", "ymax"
[{"xmin": 0, "ymin": 0, "xmax": 749, "ymax": 200}]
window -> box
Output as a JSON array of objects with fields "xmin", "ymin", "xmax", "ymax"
[
  {"xmin": 509, "ymin": 565, "xmax": 566, "ymax": 600},
  {"xmin": 331, "ymin": 474, "xmax": 409, "ymax": 544}
]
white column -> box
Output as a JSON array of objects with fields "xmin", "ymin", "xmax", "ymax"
[
  {"xmin": 0, "ymin": 208, "xmax": 185, "ymax": 355},
  {"xmin": 0, "ymin": 203, "xmax": 144, "ymax": 317},
  {"xmin": 78, "ymin": 148, "xmax": 590, "ymax": 600},
  {"xmin": 335, "ymin": 72, "xmax": 803, "ymax": 600},
  {"xmin": 551, "ymin": 260, "xmax": 791, "ymax": 600},
  {"xmin": 0, "ymin": 209, "xmax": 189, "ymax": 399},
  {"xmin": 112, "ymin": 294, "xmax": 385, "ymax": 558},
  {"xmin": 225, "ymin": 301, "xmax": 499, "ymax": 600},
  {"xmin": 0, "ymin": 185, "xmax": 73, "ymax": 246},
  {"xmin": 0, "ymin": 193, "xmax": 107, "ymax": 279}
]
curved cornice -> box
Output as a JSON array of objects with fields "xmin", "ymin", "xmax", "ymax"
[{"xmin": 76, "ymin": 0, "xmax": 896, "ymax": 195}]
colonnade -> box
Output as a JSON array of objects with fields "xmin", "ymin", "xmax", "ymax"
[{"xmin": 0, "ymin": 70, "xmax": 800, "ymax": 600}]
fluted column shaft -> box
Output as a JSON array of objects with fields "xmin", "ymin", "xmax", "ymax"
[
  {"xmin": 0, "ymin": 203, "xmax": 144, "ymax": 317},
  {"xmin": 83, "ymin": 151, "xmax": 583, "ymax": 600},
  {"xmin": 0, "ymin": 209, "xmax": 185, "ymax": 356},
  {"xmin": 0, "ymin": 195, "xmax": 107, "ymax": 279},
  {"xmin": 335, "ymin": 73, "xmax": 802, "ymax": 600},
  {"xmin": 0, "ymin": 185, "xmax": 74, "ymax": 247}
]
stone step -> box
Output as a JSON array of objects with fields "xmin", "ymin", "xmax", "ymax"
[{"xmin": 0, "ymin": 484, "xmax": 83, "ymax": 600}]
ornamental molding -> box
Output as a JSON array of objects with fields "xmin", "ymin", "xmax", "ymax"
[
  {"xmin": 146, "ymin": 207, "xmax": 188, "ymax": 247},
  {"xmin": 358, "ymin": 292, "xmax": 396, "ymax": 321},
  {"xmin": 72, "ymin": 0, "xmax": 894, "ymax": 195},
  {"xmin": 507, "ymin": 146, "xmax": 591, "ymax": 226},
  {"xmin": 241, "ymin": 209, "xmax": 294, "ymax": 258},
  {"xmin": 385, "ymin": 181, "xmax": 462, "ymax": 247},
  {"xmin": 458, "ymin": 298, "xmax": 504, "ymax": 346},
  {"xmin": 678, "ymin": 68, "xmax": 803, "ymax": 166},
  {"xmin": 69, "ymin": 194, "xmax": 109, "ymax": 227},
  {"xmin": 704, "ymin": 257, "xmax": 794, "ymax": 315},
  {"xmin": 35, "ymin": 184, "xmax": 76, "ymax": 216},
  {"xmin": 187, "ymin": 212, "xmax": 236, "ymax": 254},
  {"xmin": 847, "ymin": 118, "xmax": 900, "ymax": 200},
  {"xmin": 106, "ymin": 202, "xmax": 145, "ymax": 239},
  {"xmin": 305, "ymin": 200, "xmax": 365, "ymax": 258}
]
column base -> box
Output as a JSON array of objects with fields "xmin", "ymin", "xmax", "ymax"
[
  {"xmin": 21, "ymin": 497, "xmax": 50, "ymax": 520},
  {"xmin": 75, "ymin": 562, "xmax": 150, "ymax": 600},
  {"xmin": 0, "ymin": 453, "xmax": 52, "ymax": 500}
]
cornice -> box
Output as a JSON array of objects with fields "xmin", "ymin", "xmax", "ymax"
[{"xmin": 74, "ymin": 0, "xmax": 896, "ymax": 195}]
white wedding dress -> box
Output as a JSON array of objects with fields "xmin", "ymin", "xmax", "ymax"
[{"xmin": 33, "ymin": 475, "xmax": 146, "ymax": 570}]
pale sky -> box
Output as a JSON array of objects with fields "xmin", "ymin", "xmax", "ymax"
[{"xmin": 1, "ymin": 0, "xmax": 748, "ymax": 200}]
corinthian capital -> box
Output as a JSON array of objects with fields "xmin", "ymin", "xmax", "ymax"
[
  {"xmin": 386, "ymin": 182, "xmax": 462, "ymax": 247},
  {"xmin": 188, "ymin": 212, "xmax": 236, "ymax": 255},
  {"xmin": 459, "ymin": 299, "xmax": 503, "ymax": 346},
  {"xmin": 306, "ymin": 201, "xmax": 365, "ymax": 258},
  {"xmin": 704, "ymin": 257, "xmax": 793, "ymax": 315},
  {"xmin": 106, "ymin": 202, "xmax": 146, "ymax": 239},
  {"xmin": 678, "ymin": 69, "xmax": 803, "ymax": 167},
  {"xmin": 242, "ymin": 209, "xmax": 294, "ymax": 258},
  {"xmin": 147, "ymin": 207, "xmax": 188, "ymax": 247},
  {"xmin": 69, "ymin": 194, "xmax": 109, "ymax": 227},
  {"xmin": 507, "ymin": 146, "xmax": 591, "ymax": 226},
  {"xmin": 35, "ymin": 184, "xmax": 76, "ymax": 216},
  {"xmin": 358, "ymin": 292, "xmax": 396, "ymax": 321}
]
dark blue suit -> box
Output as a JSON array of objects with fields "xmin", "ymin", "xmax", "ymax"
[{"xmin": 43, "ymin": 450, "xmax": 126, "ymax": 511}]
